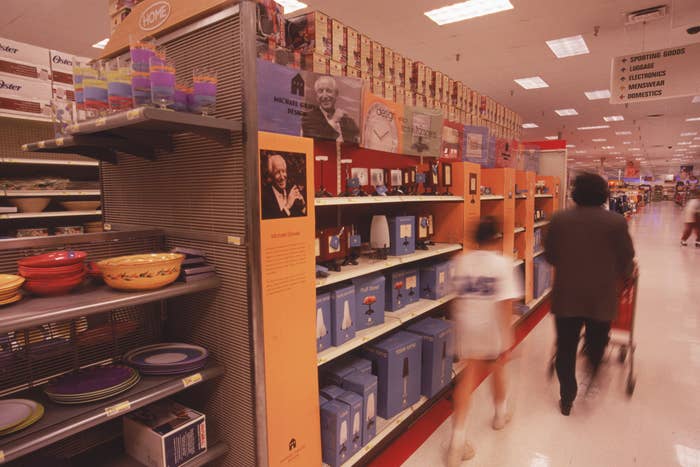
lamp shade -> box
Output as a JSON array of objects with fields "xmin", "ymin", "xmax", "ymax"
[{"xmin": 370, "ymin": 215, "xmax": 390, "ymax": 249}]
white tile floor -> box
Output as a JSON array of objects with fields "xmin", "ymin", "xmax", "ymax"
[{"xmin": 404, "ymin": 202, "xmax": 700, "ymax": 467}]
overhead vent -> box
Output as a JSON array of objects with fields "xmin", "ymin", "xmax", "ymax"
[{"xmin": 626, "ymin": 5, "xmax": 668, "ymax": 25}]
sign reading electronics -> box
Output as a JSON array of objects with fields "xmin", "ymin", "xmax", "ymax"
[
  {"xmin": 140, "ymin": 0, "xmax": 171, "ymax": 31},
  {"xmin": 610, "ymin": 42, "xmax": 700, "ymax": 104}
]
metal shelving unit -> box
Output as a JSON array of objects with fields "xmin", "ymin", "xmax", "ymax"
[
  {"xmin": 0, "ymin": 158, "xmax": 99, "ymax": 167},
  {"xmin": 0, "ymin": 210, "xmax": 102, "ymax": 220},
  {"xmin": 0, "ymin": 363, "xmax": 225, "ymax": 464},
  {"xmin": 315, "ymin": 195, "xmax": 463, "ymax": 206},
  {"xmin": 480, "ymin": 194, "xmax": 505, "ymax": 200},
  {"xmin": 2, "ymin": 190, "xmax": 100, "ymax": 197}
]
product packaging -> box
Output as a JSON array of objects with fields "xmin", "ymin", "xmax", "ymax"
[
  {"xmin": 336, "ymin": 392, "xmax": 363, "ymax": 456},
  {"xmin": 406, "ymin": 318, "xmax": 455, "ymax": 398},
  {"xmin": 404, "ymin": 58, "xmax": 414, "ymax": 91},
  {"xmin": 384, "ymin": 48, "xmax": 394, "ymax": 84},
  {"xmin": 331, "ymin": 19, "xmax": 347, "ymax": 63},
  {"xmin": 443, "ymin": 75, "xmax": 451, "ymax": 103},
  {"xmin": 320, "ymin": 384, "xmax": 347, "ymax": 401},
  {"xmin": 347, "ymin": 27, "xmax": 360, "ymax": 68},
  {"xmin": 412, "ymin": 62, "xmax": 425, "ymax": 95},
  {"xmin": 393, "ymin": 53, "xmax": 404, "ymax": 87},
  {"xmin": 372, "ymin": 42, "xmax": 384, "ymax": 80},
  {"xmin": 362, "ymin": 331, "xmax": 422, "ymax": 419},
  {"xmin": 286, "ymin": 11, "xmax": 331, "ymax": 56},
  {"xmin": 395, "ymin": 86, "xmax": 405, "ymax": 105},
  {"xmin": 384, "ymin": 82, "xmax": 395, "ymax": 102},
  {"xmin": 330, "ymin": 60, "xmax": 345, "ymax": 77},
  {"xmin": 341, "ymin": 371, "xmax": 378, "ymax": 445},
  {"xmin": 317, "ymin": 292, "xmax": 332, "ymax": 352},
  {"xmin": 320, "ymin": 395, "xmax": 330, "ymax": 405},
  {"xmin": 360, "ymin": 35, "xmax": 373, "ymax": 74},
  {"xmin": 420, "ymin": 262, "xmax": 449, "ymax": 300},
  {"xmin": 414, "ymin": 93, "xmax": 426, "ymax": 108},
  {"xmin": 301, "ymin": 53, "xmax": 330, "ymax": 74},
  {"xmin": 352, "ymin": 274, "xmax": 386, "ymax": 330},
  {"xmin": 426, "ymin": 96, "xmax": 435, "ymax": 110},
  {"xmin": 371, "ymin": 78, "xmax": 384, "ymax": 98},
  {"xmin": 346, "ymin": 66, "xmax": 361, "ymax": 79},
  {"xmin": 123, "ymin": 400, "xmax": 206, "ymax": 467},
  {"xmin": 0, "ymin": 37, "xmax": 51, "ymax": 82},
  {"xmin": 433, "ymin": 71, "xmax": 442, "ymax": 102},
  {"xmin": 346, "ymin": 356, "xmax": 372, "ymax": 374},
  {"xmin": 400, "ymin": 267, "xmax": 421, "ymax": 305},
  {"xmin": 321, "ymin": 360, "xmax": 360, "ymax": 386},
  {"xmin": 385, "ymin": 269, "xmax": 406, "ymax": 312},
  {"xmin": 388, "ymin": 216, "xmax": 416, "ymax": 256},
  {"xmin": 320, "ymin": 400, "xmax": 351, "ymax": 467},
  {"xmin": 0, "ymin": 73, "xmax": 52, "ymax": 120},
  {"xmin": 331, "ymin": 284, "xmax": 356, "ymax": 345}
]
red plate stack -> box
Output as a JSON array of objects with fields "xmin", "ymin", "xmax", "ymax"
[{"xmin": 18, "ymin": 250, "xmax": 88, "ymax": 297}]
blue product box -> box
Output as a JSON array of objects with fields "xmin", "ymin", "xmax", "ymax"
[
  {"xmin": 336, "ymin": 392, "xmax": 363, "ymax": 457},
  {"xmin": 341, "ymin": 372, "xmax": 378, "ymax": 446},
  {"xmin": 385, "ymin": 269, "xmax": 406, "ymax": 312},
  {"xmin": 352, "ymin": 275, "xmax": 385, "ymax": 331},
  {"xmin": 420, "ymin": 262, "xmax": 450, "ymax": 300},
  {"xmin": 400, "ymin": 267, "xmax": 421, "ymax": 305},
  {"xmin": 322, "ymin": 360, "xmax": 360, "ymax": 387},
  {"xmin": 534, "ymin": 257, "xmax": 551, "ymax": 298},
  {"xmin": 320, "ymin": 395, "xmax": 329, "ymax": 406},
  {"xmin": 316, "ymin": 292, "xmax": 332, "ymax": 352},
  {"xmin": 331, "ymin": 285, "xmax": 356, "ymax": 345},
  {"xmin": 388, "ymin": 216, "xmax": 416, "ymax": 256},
  {"xmin": 361, "ymin": 331, "xmax": 422, "ymax": 419},
  {"xmin": 320, "ymin": 385, "xmax": 347, "ymax": 401},
  {"xmin": 406, "ymin": 318, "xmax": 455, "ymax": 398},
  {"xmin": 344, "ymin": 356, "xmax": 372, "ymax": 374},
  {"xmin": 320, "ymin": 400, "xmax": 351, "ymax": 467}
]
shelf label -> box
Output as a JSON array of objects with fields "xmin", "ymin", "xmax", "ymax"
[
  {"xmin": 227, "ymin": 236, "xmax": 242, "ymax": 245},
  {"xmin": 103, "ymin": 223, "xmax": 112, "ymax": 231},
  {"xmin": 95, "ymin": 117, "xmax": 107, "ymax": 127},
  {"xmin": 182, "ymin": 373, "xmax": 203, "ymax": 388},
  {"xmin": 127, "ymin": 108, "xmax": 144, "ymax": 120},
  {"xmin": 37, "ymin": 141, "xmax": 45, "ymax": 148},
  {"xmin": 56, "ymin": 138, "xmax": 64, "ymax": 147},
  {"xmin": 105, "ymin": 400, "xmax": 131, "ymax": 417}
]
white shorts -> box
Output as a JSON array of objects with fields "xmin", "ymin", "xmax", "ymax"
[{"xmin": 454, "ymin": 309, "xmax": 512, "ymax": 360}]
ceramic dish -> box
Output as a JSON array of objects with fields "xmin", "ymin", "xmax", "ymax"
[
  {"xmin": 7, "ymin": 197, "xmax": 51, "ymax": 213},
  {"xmin": 44, "ymin": 365, "xmax": 140, "ymax": 404},
  {"xmin": 18, "ymin": 251, "xmax": 88, "ymax": 268},
  {"xmin": 19, "ymin": 262, "xmax": 84, "ymax": 278},
  {"xmin": 98, "ymin": 253, "xmax": 184, "ymax": 291},
  {"xmin": 0, "ymin": 404, "xmax": 44, "ymax": 436},
  {"xmin": 16, "ymin": 228, "xmax": 50, "ymax": 238},
  {"xmin": 0, "ymin": 293, "xmax": 22, "ymax": 306},
  {"xmin": 54, "ymin": 226, "xmax": 84, "ymax": 235},
  {"xmin": 60, "ymin": 200, "xmax": 101, "ymax": 211},
  {"xmin": 0, "ymin": 274, "xmax": 25, "ymax": 293},
  {"xmin": 23, "ymin": 273, "xmax": 85, "ymax": 296},
  {"xmin": 0, "ymin": 400, "xmax": 44, "ymax": 436}
]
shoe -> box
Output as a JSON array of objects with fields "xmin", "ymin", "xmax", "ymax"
[
  {"xmin": 492, "ymin": 410, "xmax": 512, "ymax": 430},
  {"xmin": 681, "ymin": 241, "xmax": 688, "ymax": 246},
  {"xmin": 446, "ymin": 441, "xmax": 475, "ymax": 467},
  {"xmin": 559, "ymin": 399, "xmax": 572, "ymax": 416}
]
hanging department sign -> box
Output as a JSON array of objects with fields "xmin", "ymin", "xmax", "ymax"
[
  {"xmin": 610, "ymin": 42, "xmax": 700, "ymax": 104},
  {"xmin": 139, "ymin": 1, "xmax": 171, "ymax": 31}
]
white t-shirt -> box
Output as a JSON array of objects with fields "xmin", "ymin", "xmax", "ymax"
[
  {"xmin": 684, "ymin": 198, "xmax": 700, "ymax": 223},
  {"xmin": 450, "ymin": 251, "xmax": 523, "ymax": 360}
]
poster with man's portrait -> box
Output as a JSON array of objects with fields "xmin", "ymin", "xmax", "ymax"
[
  {"xmin": 257, "ymin": 59, "xmax": 362, "ymax": 144},
  {"xmin": 260, "ymin": 149, "xmax": 308, "ymax": 220}
]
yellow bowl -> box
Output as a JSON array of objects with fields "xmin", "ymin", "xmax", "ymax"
[
  {"xmin": 0, "ymin": 274, "xmax": 25, "ymax": 293},
  {"xmin": 97, "ymin": 253, "xmax": 184, "ymax": 291}
]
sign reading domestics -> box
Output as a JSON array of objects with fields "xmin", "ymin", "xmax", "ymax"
[{"xmin": 610, "ymin": 42, "xmax": 700, "ymax": 104}]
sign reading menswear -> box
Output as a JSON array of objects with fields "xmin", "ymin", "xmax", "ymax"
[{"xmin": 610, "ymin": 42, "xmax": 700, "ymax": 104}]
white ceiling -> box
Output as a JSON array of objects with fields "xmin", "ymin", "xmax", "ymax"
[{"xmin": 1, "ymin": 0, "xmax": 700, "ymax": 174}]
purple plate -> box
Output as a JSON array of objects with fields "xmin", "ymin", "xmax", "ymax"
[
  {"xmin": 45, "ymin": 365, "xmax": 136, "ymax": 396},
  {"xmin": 124, "ymin": 343, "xmax": 208, "ymax": 368}
]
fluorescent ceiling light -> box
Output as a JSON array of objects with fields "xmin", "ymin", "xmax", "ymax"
[
  {"xmin": 603, "ymin": 115, "xmax": 624, "ymax": 122},
  {"xmin": 578, "ymin": 125, "xmax": 610, "ymax": 130},
  {"xmin": 629, "ymin": 148, "xmax": 641, "ymax": 151},
  {"xmin": 692, "ymin": 96, "xmax": 700, "ymax": 103},
  {"xmin": 677, "ymin": 142, "xmax": 692, "ymax": 145},
  {"xmin": 544, "ymin": 136, "xmax": 558, "ymax": 140},
  {"xmin": 575, "ymin": 150, "xmax": 587, "ymax": 154},
  {"xmin": 686, "ymin": 117, "xmax": 700, "ymax": 121},
  {"xmin": 276, "ymin": 0, "xmax": 308, "ymax": 13},
  {"xmin": 680, "ymin": 132, "xmax": 697, "ymax": 136},
  {"xmin": 522, "ymin": 123, "xmax": 539, "ymax": 128},
  {"xmin": 623, "ymin": 141, "xmax": 632, "ymax": 145},
  {"xmin": 92, "ymin": 38, "xmax": 109, "ymax": 49},
  {"xmin": 601, "ymin": 145, "xmax": 615, "ymax": 149},
  {"xmin": 555, "ymin": 108, "xmax": 578, "ymax": 116},
  {"xmin": 690, "ymin": 144, "xmax": 700, "ymax": 148},
  {"xmin": 425, "ymin": 0, "xmax": 514, "ymax": 25},
  {"xmin": 546, "ymin": 35, "xmax": 590, "ymax": 58},
  {"xmin": 514, "ymin": 76, "xmax": 549, "ymax": 89},
  {"xmin": 616, "ymin": 131, "xmax": 632, "ymax": 135},
  {"xmin": 566, "ymin": 144, "xmax": 576, "ymax": 148},
  {"xmin": 584, "ymin": 89, "xmax": 610, "ymax": 100},
  {"xmin": 609, "ymin": 152, "xmax": 621, "ymax": 155},
  {"xmin": 592, "ymin": 138, "xmax": 607, "ymax": 142}
]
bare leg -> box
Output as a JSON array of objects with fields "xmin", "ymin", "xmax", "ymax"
[
  {"xmin": 681, "ymin": 223, "xmax": 693, "ymax": 242},
  {"xmin": 448, "ymin": 359, "xmax": 489, "ymax": 465},
  {"xmin": 491, "ymin": 358, "xmax": 511, "ymax": 429}
]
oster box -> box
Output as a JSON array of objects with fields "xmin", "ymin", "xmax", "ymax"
[
  {"xmin": 406, "ymin": 318, "xmax": 455, "ymax": 398},
  {"xmin": 352, "ymin": 274, "xmax": 385, "ymax": 330},
  {"xmin": 316, "ymin": 292, "xmax": 332, "ymax": 352}
]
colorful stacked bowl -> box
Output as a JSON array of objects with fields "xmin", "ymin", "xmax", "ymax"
[
  {"xmin": 18, "ymin": 250, "xmax": 88, "ymax": 297},
  {"xmin": 0, "ymin": 274, "xmax": 25, "ymax": 306},
  {"xmin": 98, "ymin": 253, "xmax": 184, "ymax": 291}
]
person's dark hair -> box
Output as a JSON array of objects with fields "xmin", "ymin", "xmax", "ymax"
[
  {"xmin": 572, "ymin": 173, "xmax": 609, "ymax": 206},
  {"xmin": 474, "ymin": 217, "xmax": 498, "ymax": 244}
]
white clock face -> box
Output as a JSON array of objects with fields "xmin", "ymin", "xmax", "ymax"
[{"xmin": 363, "ymin": 102, "xmax": 399, "ymax": 153}]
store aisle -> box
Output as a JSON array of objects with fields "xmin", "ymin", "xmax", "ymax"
[{"xmin": 403, "ymin": 202, "xmax": 700, "ymax": 467}]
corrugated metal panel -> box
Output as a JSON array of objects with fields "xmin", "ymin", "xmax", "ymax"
[{"xmin": 0, "ymin": 117, "xmax": 93, "ymax": 163}]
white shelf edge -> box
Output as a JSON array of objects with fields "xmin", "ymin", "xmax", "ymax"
[
  {"xmin": 513, "ymin": 259, "xmax": 524, "ymax": 267},
  {"xmin": 316, "ymin": 243, "xmax": 463, "ymax": 289},
  {"xmin": 0, "ymin": 158, "xmax": 99, "ymax": 167},
  {"xmin": 535, "ymin": 194, "xmax": 553, "ymax": 198},
  {"xmin": 515, "ymin": 195, "xmax": 527, "ymax": 199},
  {"xmin": 514, "ymin": 227, "xmax": 525, "ymax": 234},
  {"xmin": 315, "ymin": 195, "xmax": 464, "ymax": 206},
  {"xmin": 384, "ymin": 294, "xmax": 457, "ymax": 324},
  {"xmin": 527, "ymin": 288, "xmax": 552, "ymax": 310},
  {"xmin": 534, "ymin": 250, "xmax": 545, "ymax": 258},
  {"xmin": 480, "ymin": 195, "xmax": 504, "ymax": 201},
  {"xmin": 0, "ymin": 210, "xmax": 102, "ymax": 219},
  {"xmin": 534, "ymin": 221, "xmax": 550, "ymax": 229},
  {"xmin": 3, "ymin": 190, "xmax": 100, "ymax": 197}
]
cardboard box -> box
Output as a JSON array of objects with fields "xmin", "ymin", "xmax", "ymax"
[
  {"xmin": 317, "ymin": 292, "xmax": 332, "ymax": 352},
  {"xmin": 414, "ymin": 93, "xmax": 426, "ymax": 108},
  {"xmin": 405, "ymin": 90, "xmax": 415, "ymax": 106},
  {"xmin": 331, "ymin": 19, "xmax": 347, "ymax": 63},
  {"xmin": 331, "ymin": 285, "xmax": 356, "ymax": 345},
  {"xmin": 0, "ymin": 73, "xmax": 52, "ymax": 121},
  {"xmin": 337, "ymin": 392, "xmax": 363, "ymax": 457},
  {"xmin": 395, "ymin": 86, "xmax": 405, "ymax": 105},
  {"xmin": 424, "ymin": 65, "xmax": 433, "ymax": 98},
  {"xmin": 412, "ymin": 62, "xmax": 425, "ymax": 95},
  {"xmin": 388, "ymin": 216, "xmax": 416, "ymax": 256},
  {"xmin": 420, "ymin": 262, "xmax": 449, "ymax": 300},
  {"xmin": 433, "ymin": 71, "xmax": 443, "ymax": 102},
  {"xmin": 346, "ymin": 66, "xmax": 361, "ymax": 79},
  {"xmin": 330, "ymin": 60, "xmax": 345, "ymax": 77},
  {"xmin": 352, "ymin": 274, "xmax": 386, "ymax": 330},
  {"xmin": 372, "ymin": 41, "xmax": 384, "ymax": 80},
  {"xmin": 341, "ymin": 372, "xmax": 378, "ymax": 446},
  {"xmin": 362, "ymin": 331, "xmax": 422, "ymax": 418},
  {"xmin": 320, "ymin": 400, "xmax": 351, "ymax": 467},
  {"xmin": 347, "ymin": 357, "xmax": 372, "ymax": 374},
  {"xmin": 320, "ymin": 395, "xmax": 330, "ymax": 406},
  {"xmin": 384, "ymin": 82, "xmax": 395, "ymax": 102},
  {"xmin": 371, "ymin": 78, "xmax": 384, "ymax": 98},
  {"xmin": 393, "ymin": 53, "xmax": 404, "ymax": 87},
  {"xmin": 320, "ymin": 385, "xmax": 347, "ymax": 400},
  {"xmin": 360, "ymin": 35, "xmax": 373, "ymax": 74},
  {"xmin": 443, "ymin": 75, "xmax": 451, "ymax": 103},
  {"xmin": 301, "ymin": 53, "xmax": 330, "ymax": 74},
  {"xmin": 321, "ymin": 360, "xmax": 360, "ymax": 386},
  {"xmin": 400, "ymin": 267, "xmax": 421, "ymax": 305},
  {"xmin": 286, "ymin": 11, "xmax": 331, "ymax": 56},
  {"xmin": 385, "ymin": 269, "xmax": 406, "ymax": 312},
  {"xmin": 426, "ymin": 96, "xmax": 435, "ymax": 110},
  {"xmin": 347, "ymin": 27, "xmax": 360, "ymax": 68},
  {"xmin": 404, "ymin": 58, "xmax": 414, "ymax": 91},
  {"xmin": 384, "ymin": 48, "xmax": 394, "ymax": 84},
  {"xmin": 361, "ymin": 69, "xmax": 373, "ymax": 81},
  {"xmin": 406, "ymin": 318, "xmax": 455, "ymax": 398},
  {"xmin": 123, "ymin": 400, "xmax": 206, "ymax": 467}
]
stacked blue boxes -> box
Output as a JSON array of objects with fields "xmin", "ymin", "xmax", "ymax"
[
  {"xmin": 316, "ymin": 292, "xmax": 332, "ymax": 352},
  {"xmin": 352, "ymin": 275, "xmax": 385, "ymax": 330},
  {"xmin": 420, "ymin": 262, "xmax": 450, "ymax": 300},
  {"xmin": 388, "ymin": 216, "xmax": 416, "ymax": 256},
  {"xmin": 406, "ymin": 318, "xmax": 455, "ymax": 398},
  {"xmin": 331, "ymin": 285, "xmax": 356, "ymax": 345}
]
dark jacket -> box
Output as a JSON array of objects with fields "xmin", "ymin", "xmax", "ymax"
[
  {"xmin": 261, "ymin": 185, "xmax": 306, "ymax": 219},
  {"xmin": 545, "ymin": 206, "xmax": 635, "ymax": 321},
  {"xmin": 301, "ymin": 107, "xmax": 360, "ymax": 143}
]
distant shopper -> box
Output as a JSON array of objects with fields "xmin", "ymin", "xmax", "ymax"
[
  {"xmin": 545, "ymin": 173, "xmax": 635, "ymax": 416},
  {"xmin": 447, "ymin": 217, "xmax": 522, "ymax": 466},
  {"xmin": 681, "ymin": 190, "xmax": 700, "ymax": 247}
]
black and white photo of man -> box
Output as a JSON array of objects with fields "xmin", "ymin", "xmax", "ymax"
[
  {"xmin": 302, "ymin": 75, "xmax": 360, "ymax": 143},
  {"xmin": 260, "ymin": 152, "xmax": 307, "ymax": 220}
]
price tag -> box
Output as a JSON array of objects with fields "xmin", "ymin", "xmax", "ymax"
[
  {"xmin": 56, "ymin": 138, "xmax": 64, "ymax": 147},
  {"xmin": 37, "ymin": 141, "xmax": 45, "ymax": 148},
  {"xmin": 105, "ymin": 400, "xmax": 131, "ymax": 417},
  {"xmin": 182, "ymin": 373, "xmax": 203, "ymax": 388},
  {"xmin": 103, "ymin": 223, "xmax": 112, "ymax": 231},
  {"xmin": 21, "ymin": 144, "xmax": 28, "ymax": 151},
  {"xmin": 317, "ymin": 357, "xmax": 325, "ymax": 365},
  {"xmin": 95, "ymin": 117, "xmax": 107, "ymax": 127},
  {"xmin": 127, "ymin": 108, "xmax": 143, "ymax": 120}
]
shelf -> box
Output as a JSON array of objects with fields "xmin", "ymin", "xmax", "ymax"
[
  {"xmin": 514, "ymin": 227, "xmax": 525, "ymax": 234},
  {"xmin": 315, "ymin": 195, "xmax": 463, "ymax": 207},
  {"xmin": 0, "ymin": 158, "xmax": 99, "ymax": 167},
  {"xmin": 0, "ymin": 362, "xmax": 225, "ymax": 464},
  {"xmin": 535, "ymin": 194, "xmax": 553, "ymax": 198},
  {"xmin": 317, "ymin": 294, "xmax": 457, "ymax": 366},
  {"xmin": 2, "ymin": 190, "xmax": 100, "ymax": 197},
  {"xmin": 105, "ymin": 442, "xmax": 229, "ymax": 467},
  {"xmin": 534, "ymin": 220, "xmax": 550, "ymax": 229},
  {"xmin": 0, "ymin": 210, "xmax": 102, "ymax": 220},
  {"xmin": 515, "ymin": 194, "xmax": 527, "ymax": 199},
  {"xmin": 0, "ymin": 276, "xmax": 221, "ymax": 334},
  {"xmin": 315, "ymin": 243, "xmax": 463, "ymax": 289},
  {"xmin": 534, "ymin": 250, "xmax": 545, "ymax": 258},
  {"xmin": 480, "ymin": 194, "xmax": 504, "ymax": 201},
  {"xmin": 22, "ymin": 107, "xmax": 242, "ymax": 163},
  {"xmin": 513, "ymin": 259, "xmax": 524, "ymax": 267}
]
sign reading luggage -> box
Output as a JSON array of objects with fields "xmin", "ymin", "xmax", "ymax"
[{"xmin": 610, "ymin": 42, "xmax": 700, "ymax": 104}]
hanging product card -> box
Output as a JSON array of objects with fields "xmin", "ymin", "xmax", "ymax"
[
  {"xmin": 462, "ymin": 125, "xmax": 489, "ymax": 165},
  {"xmin": 403, "ymin": 105, "xmax": 443, "ymax": 156},
  {"xmin": 441, "ymin": 120, "xmax": 462, "ymax": 161},
  {"xmin": 494, "ymin": 138, "xmax": 513, "ymax": 168},
  {"xmin": 257, "ymin": 59, "xmax": 362, "ymax": 144},
  {"xmin": 610, "ymin": 42, "xmax": 700, "ymax": 104},
  {"xmin": 361, "ymin": 92, "xmax": 403, "ymax": 153}
]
